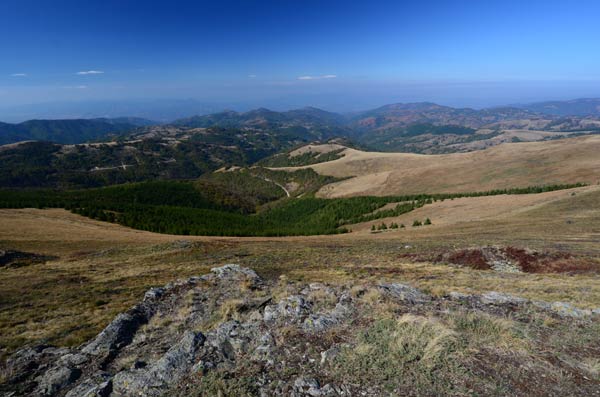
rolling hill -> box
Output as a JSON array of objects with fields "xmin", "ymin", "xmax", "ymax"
[
  {"xmin": 269, "ymin": 135, "xmax": 600, "ymax": 197},
  {"xmin": 0, "ymin": 124, "xmax": 329, "ymax": 188},
  {"xmin": 0, "ymin": 118, "xmax": 147, "ymax": 145}
]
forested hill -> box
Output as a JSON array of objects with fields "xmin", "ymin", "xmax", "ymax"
[
  {"xmin": 0, "ymin": 125, "xmax": 332, "ymax": 188},
  {"xmin": 0, "ymin": 179, "xmax": 584, "ymax": 237},
  {"xmin": 0, "ymin": 118, "xmax": 146, "ymax": 145},
  {"xmin": 171, "ymin": 107, "xmax": 350, "ymax": 140}
]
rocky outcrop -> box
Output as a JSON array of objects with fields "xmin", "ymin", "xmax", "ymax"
[
  {"xmin": 112, "ymin": 331, "xmax": 205, "ymax": 396},
  {"xmin": 2, "ymin": 264, "xmax": 599, "ymax": 396},
  {"xmin": 377, "ymin": 282, "xmax": 430, "ymax": 303}
]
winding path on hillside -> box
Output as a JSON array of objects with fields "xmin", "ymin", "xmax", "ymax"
[{"xmin": 258, "ymin": 176, "xmax": 291, "ymax": 197}]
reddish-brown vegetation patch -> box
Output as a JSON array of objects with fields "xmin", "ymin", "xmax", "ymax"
[
  {"xmin": 438, "ymin": 246, "xmax": 600, "ymax": 274},
  {"xmin": 505, "ymin": 247, "xmax": 599, "ymax": 274},
  {"xmin": 444, "ymin": 250, "xmax": 491, "ymax": 270}
]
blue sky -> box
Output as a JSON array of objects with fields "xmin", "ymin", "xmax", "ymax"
[{"xmin": 1, "ymin": 0, "xmax": 600, "ymax": 111}]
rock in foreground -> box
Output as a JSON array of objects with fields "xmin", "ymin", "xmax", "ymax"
[{"xmin": 2, "ymin": 265, "xmax": 599, "ymax": 396}]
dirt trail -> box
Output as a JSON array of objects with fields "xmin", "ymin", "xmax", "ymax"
[{"xmin": 258, "ymin": 176, "xmax": 291, "ymax": 197}]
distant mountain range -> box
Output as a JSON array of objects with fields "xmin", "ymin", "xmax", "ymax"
[
  {"xmin": 170, "ymin": 99, "xmax": 600, "ymax": 132},
  {"xmin": 0, "ymin": 118, "xmax": 154, "ymax": 145},
  {"xmin": 0, "ymin": 99, "xmax": 228, "ymax": 124},
  {"xmin": 0, "ymin": 99, "xmax": 600, "ymax": 151},
  {"xmin": 171, "ymin": 106, "xmax": 349, "ymax": 141},
  {"xmin": 3, "ymin": 96, "xmax": 600, "ymax": 188},
  {"xmin": 515, "ymin": 98, "xmax": 600, "ymax": 117}
]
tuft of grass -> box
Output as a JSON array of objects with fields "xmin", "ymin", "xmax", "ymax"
[
  {"xmin": 332, "ymin": 315, "xmax": 463, "ymax": 394},
  {"xmin": 581, "ymin": 358, "xmax": 600, "ymax": 380},
  {"xmin": 219, "ymin": 299, "xmax": 245, "ymax": 322},
  {"xmin": 451, "ymin": 312, "xmax": 525, "ymax": 351},
  {"xmin": 307, "ymin": 288, "xmax": 338, "ymax": 311},
  {"xmin": 191, "ymin": 369, "xmax": 259, "ymax": 397}
]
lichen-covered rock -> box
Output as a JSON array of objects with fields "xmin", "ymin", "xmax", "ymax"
[
  {"xmin": 549, "ymin": 302, "xmax": 592, "ymax": 318},
  {"xmin": 320, "ymin": 346, "xmax": 340, "ymax": 365},
  {"xmin": 206, "ymin": 320, "xmax": 257, "ymax": 362},
  {"xmin": 211, "ymin": 264, "xmax": 261, "ymax": 283},
  {"xmin": 5, "ymin": 264, "xmax": 599, "ymax": 397},
  {"xmin": 480, "ymin": 291, "xmax": 528, "ymax": 305},
  {"xmin": 291, "ymin": 377, "xmax": 342, "ymax": 396},
  {"xmin": 377, "ymin": 283, "xmax": 429, "ymax": 303},
  {"xmin": 3, "ymin": 346, "xmax": 45, "ymax": 384},
  {"xmin": 264, "ymin": 295, "xmax": 312, "ymax": 322},
  {"xmin": 303, "ymin": 293, "xmax": 353, "ymax": 333},
  {"xmin": 143, "ymin": 287, "xmax": 165, "ymax": 301},
  {"xmin": 81, "ymin": 310, "xmax": 149, "ymax": 358},
  {"xmin": 35, "ymin": 365, "xmax": 81, "ymax": 396},
  {"xmin": 58, "ymin": 353, "xmax": 88, "ymax": 367},
  {"xmin": 112, "ymin": 331, "xmax": 205, "ymax": 396},
  {"xmin": 293, "ymin": 376, "xmax": 321, "ymax": 396},
  {"xmin": 64, "ymin": 372, "xmax": 112, "ymax": 397},
  {"xmin": 448, "ymin": 291, "xmax": 472, "ymax": 300}
]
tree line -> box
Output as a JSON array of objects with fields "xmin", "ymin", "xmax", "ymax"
[{"xmin": 0, "ymin": 181, "xmax": 587, "ymax": 237}]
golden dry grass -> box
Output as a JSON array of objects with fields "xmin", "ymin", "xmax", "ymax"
[
  {"xmin": 350, "ymin": 185, "xmax": 599, "ymax": 233},
  {"xmin": 1, "ymin": 186, "xmax": 599, "ymax": 359},
  {"xmin": 274, "ymin": 135, "xmax": 600, "ymax": 197},
  {"xmin": 288, "ymin": 143, "xmax": 346, "ymax": 157}
]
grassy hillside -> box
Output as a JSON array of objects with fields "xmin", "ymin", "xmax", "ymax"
[
  {"xmin": 0, "ymin": 185, "xmax": 599, "ymax": 363},
  {"xmin": 279, "ymin": 135, "xmax": 600, "ymax": 197}
]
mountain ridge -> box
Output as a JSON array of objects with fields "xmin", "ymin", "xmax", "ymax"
[{"xmin": 0, "ymin": 118, "xmax": 151, "ymax": 145}]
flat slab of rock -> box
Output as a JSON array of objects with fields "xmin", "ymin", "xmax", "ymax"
[
  {"xmin": 377, "ymin": 283, "xmax": 430, "ymax": 303},
  {"xmin": 480, "ymin": 291, "xmax": 528, "ymax": 305}
]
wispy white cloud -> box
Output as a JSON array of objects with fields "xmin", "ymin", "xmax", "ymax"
[
  {"xmin": 76, "ymin": 70, "xmax": 104, "ymax": 75},
  {"xmin": 63, "ymin": 85, "xmax": 88, "ymax": 89},
  {"xmin": 297, "ymin": 74, "xmax": 337, "ymax": 80},
  {"xmin": 248, "ymin": 74, "xmax": 257, "ymax": 78},
  {"xmin": 10, "ymin": 73, "xmax": 27, "ymax": 77}
]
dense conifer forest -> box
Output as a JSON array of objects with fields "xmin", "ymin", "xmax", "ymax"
[{"xmin": 0, "ymin": 181, "xmax": 585, "ymax": 236}]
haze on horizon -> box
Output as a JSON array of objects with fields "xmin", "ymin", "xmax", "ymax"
[{"xmin": 2, "ymin": 0, "xmax": 600, "ymax": 116}]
